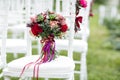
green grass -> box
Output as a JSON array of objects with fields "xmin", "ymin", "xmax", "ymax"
[{"xmin": 87, "ymin": 11, "xmax": 120, "ymax": 80}]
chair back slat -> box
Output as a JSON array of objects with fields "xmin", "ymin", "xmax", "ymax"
[
  {"xmin": 68, "ymin": 0, "xmax": 76, "ymax": 59},
  {"xmin": 8, "ymin": 0, "xmax": 25, "ymax": 25}
]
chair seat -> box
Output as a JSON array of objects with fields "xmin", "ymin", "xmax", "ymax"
[
  {"xmin": 0, "ymin": 39, "xmax": 27, "ymax": 53},
  {"xmin": 3, "ymin": 55, "xmax": 75, "ymax": 78},
  {"xmin": 55, "ymin": 39, "xmax": 88, "ymax": 52}
]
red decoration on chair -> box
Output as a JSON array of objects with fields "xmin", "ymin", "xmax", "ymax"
[
  {"xmin": 75, "ymin": 0, "xmax": 87, "ymax": 32},
  {"xmin": 89, "ymin": 0, "xmax": 94, "ymax": 17}
]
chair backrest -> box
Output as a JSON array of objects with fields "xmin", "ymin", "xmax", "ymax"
[
  {"xmin": 0, "ymin": 0, "xmax": 32, "ymax": 59},
  {"xmin": 7, "ymin": 0, "xmax": 27, "ymax": 39},
  {"xmin": 31, "ymin": 0, "xmax": 54, "ymax": 15},
  {"xmin": 26, "ymin": 0, "xmax": 76, "ymax": 58},
  {"xmin": 8, "ymin": 0, "xmax": 26, "ymax": 25}
]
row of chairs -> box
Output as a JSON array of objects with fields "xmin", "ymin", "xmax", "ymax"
[
  {"xmin": 99, "ymin": 5, "xmax": 119, "ymax": 25},
  {"xmin": 0, "ymin": 0, "xmax": 92, "ymax": 80}
]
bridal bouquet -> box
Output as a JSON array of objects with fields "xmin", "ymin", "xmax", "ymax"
[
  {"xmin": 20, "ymin": 11, "xmax": 68, "ymax": 80},
  {"xmin": 27, "ymin": 11, "xmax": 68, "ymax": 62}
]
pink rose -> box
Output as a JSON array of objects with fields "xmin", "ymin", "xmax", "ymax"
[
  {"xmin": 79, "ymin": 0, "xmax": 87, "ymax": 8},
  {"xmin": 50, "ymin": 21, "xmax": 58, "ymax": 28}
]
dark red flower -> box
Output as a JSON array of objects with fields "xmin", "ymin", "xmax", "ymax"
[
  {"xmin": 79, "ymin": 0, "xmax": 87, "ymax": 8},
  {"xmin": 89, "ymin": 12, "xmax": 94, "ymax": 17},
  {"xmin": 75, "ymin": 16, "xmax": 83, "ymax": 28},
  {"xmin": 60, "ymin": 24, "xmax": 68, "ymax": 32},
  {"xmin": 31, "ymin": 23, "xmax": 43, "ymax": 36}
]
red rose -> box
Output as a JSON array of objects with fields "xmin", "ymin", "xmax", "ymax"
[
  {"xmin": 31, "ymin": 23, "xmax": 43, "ymax": 36},
  {"xmin": 79, "ymin": 0, "xmax": 87, "ymax": 8},
  {"xmin": 60, "ymin": 24, "xmax": 68, "ymax": 32}
]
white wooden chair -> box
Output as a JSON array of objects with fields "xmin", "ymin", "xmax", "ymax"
[
  {"xmin": 2, "ymin": 0, "xmax": 75, "ymax": 80},
  {"xmin": 99, "ymin": 5, "xmax": 118, "ymax": 25},
  {"xmin": 98, "ymin": 5, "xmax": 106, "ymax": 25},
  {"xmin": 0, "ymin": 0, "xmax": 29, "ymax": 58},
  {"xmin": 30, "ymin": 0, "xmax": 89, "ymax": 79}
]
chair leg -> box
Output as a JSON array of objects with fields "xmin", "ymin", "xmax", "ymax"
[
  {"xmin": 65, "ymin": 73, "xmax": 74, "ymax": 80},
  {"xmin": 19, "ymin": 77, "xmax": 32, "ymax": 80},
  {"xmin": 44, "ymin": 78, "xmax": 49, "ymax": 80},
  {"xmin": 4, "ymin": 76, "xmax": 11, "ymax": 80},
  {"xmin": 84, "ymin": 60, "xmax": 87, "ymax": 80},
  {"xmin": 13, "ymin": 53, "xmax": 18, "ymax": 58},
  {"xmin": 19, "ymin": 77, "xmax": 27, "ymax": 80},
  {"xmin": 0, "ymin": 73, "xmax": 3, "ymax": 78},
  {"xmin": 80, "ymin": 53, "xmax": 87, "ymax": 80}
]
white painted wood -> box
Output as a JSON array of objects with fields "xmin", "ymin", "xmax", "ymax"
[{"xmin": 99, "ymin": 5, "xmax": 106, "ymax": 25}]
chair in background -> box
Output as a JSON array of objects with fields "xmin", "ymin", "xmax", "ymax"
[
  {"xmin": 2, "ymin": 0, "xmax": 75, "ymax": 80},
  {"xmin": 99, "ymin": 4, "xmax": 118, "ymax": 25},
  {"xmin": 0, "ymin": 0, "xmax": 29, "ymax": 58}
]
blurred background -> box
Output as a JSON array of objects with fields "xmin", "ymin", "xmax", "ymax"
[{"xmin": 88, "ymin": 0, "xmax": 120, "ymax": 80}]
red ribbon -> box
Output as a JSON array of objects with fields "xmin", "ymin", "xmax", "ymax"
[
  {"xmin": 89, "ymin": 0, "xmax": 94, "ymax": 17},
  {"xmin": 75, "ymin": 0, "xmax": 84, "ymax": 32},
  {"xmin": 75, "ymin": 16, "xmax": 83, "ymax": 32}
]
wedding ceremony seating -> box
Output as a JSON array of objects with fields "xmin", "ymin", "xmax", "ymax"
[
  {"xmin": 0, "ymin": 0, "xmax": 91, "ymax": 80},
  {"xmin": 0, "ymin": 0, "xmax": 31, "ymax": 58}
]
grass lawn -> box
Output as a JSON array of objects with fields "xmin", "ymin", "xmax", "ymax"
[{"xmin": 87, "ymin": 11, "xmax": 120, "ymax": 80}]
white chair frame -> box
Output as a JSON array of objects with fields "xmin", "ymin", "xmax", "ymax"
[{"xmin": 2, "ymin": 0, "xmax": 76, "ymax": 80}]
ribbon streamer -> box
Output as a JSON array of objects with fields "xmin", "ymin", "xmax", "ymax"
[{"xmin": 20, "ymin": 38, "xmax": 56, "ymax": 80}]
